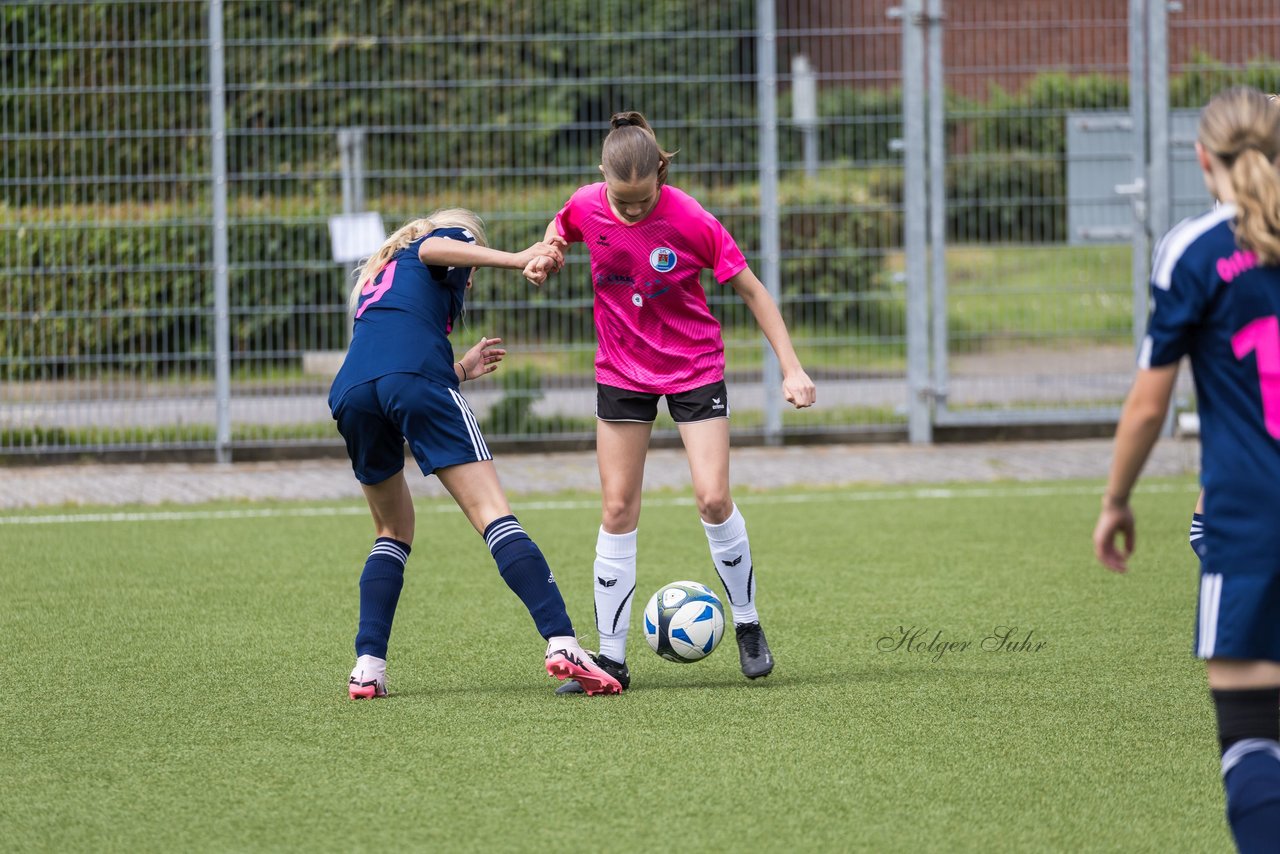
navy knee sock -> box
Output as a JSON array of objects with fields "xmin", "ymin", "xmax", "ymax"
[
  {"xmin": 484, "ymin": 515, "xmax": 573, "ymax": 640},
  {"xmin": 1215, "ymin": 687, "xmax": 1280, "ymax": 853},
  {"xmin": 355, "ymin": 537, "xmax": 410, "ymax": 659},
  {"xmin": 1222, "ymin": 740, "xmax": 1280, "ymax": 853}
]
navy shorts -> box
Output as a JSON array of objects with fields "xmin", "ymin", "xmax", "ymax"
[
  {"xmin": 333, "ymin": 372, "xmax": 492, "ymax": 485},
  {"xmin": 596, "ymin": 380, "xmax": 729, "ymax": 423},
  {"xmin": 1194, "ymin": 569, "xmax": 1280, "ymax": 661}
]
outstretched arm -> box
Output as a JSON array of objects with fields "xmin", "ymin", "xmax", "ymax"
[
  {"xmin": 1092, "ymin": 364, "xmax": 1178, "ymax": 572},
  {"xmin": 727, "ymin": 268, "xmax": 816, "ymax": 409},
  {"xmin": 419, "ymin": 237, "xmax": 563, "ymax": 272}
]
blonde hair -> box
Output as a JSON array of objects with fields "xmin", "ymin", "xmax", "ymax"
[
  {"xmin": 601, "ymin": 111, "xmax": 677, "ymax": 187},
  {"xmin": 349, "ymin": 208, "xmax": 488, "ymax": 311},
  {"xmin": 1198, "ymin": 86, "xmax": 1280, "ymax": 264}
]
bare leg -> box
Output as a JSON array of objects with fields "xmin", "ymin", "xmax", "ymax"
[
  {"xmin": 434, "ymin": 460, "xmax": 513, "ymax": 534},
  {"xmin": 436, "ymin": 460, "xmax": 591, "ymax": 658},
  {"xmin": 677, "ymin": 418, "xmax": 733, "ymax": 524},
  {"xmin": 1208, "ymin": 659, "xmax": 1280, "ymax": 690},
  {"xmin": 589, "ymin": 420, "xmax": 653, "ymax": 664},
  {"xmin": 596, "ymin": 420, "xmax": 653, "ymax": 533},
  {"xmin": 360, "ymin": 469, "xmax": 416, "ymax": 544},
  {"xmin": 679, "ymin": 417, "xmax": 771, "ymax": 676}
]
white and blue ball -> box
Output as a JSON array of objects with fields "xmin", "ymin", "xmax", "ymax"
[{"xmin": 643, "ymin": 580, "xmax": 725, "ymax": 663}]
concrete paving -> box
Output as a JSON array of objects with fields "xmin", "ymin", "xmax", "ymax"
[{"xmin": 0, "ymin": 437, "xmax": 1201, "ymax": 510}]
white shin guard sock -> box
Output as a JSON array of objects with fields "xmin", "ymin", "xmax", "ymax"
[
  {"xmin": 593, "ymin": 527, "xmax": 638, "ymax": 662},
  {"xmin": 702, "ymin": 505, "xmax": 759, "ymax": 625}
]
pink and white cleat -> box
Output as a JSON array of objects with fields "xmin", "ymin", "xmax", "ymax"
[
  {"xmin": 544, "ymin": 638, "xmax": 623, "ymax": 696},
  {"xmin": 348, "ymin": 655, "xmax": 388, "ymax": 699}
]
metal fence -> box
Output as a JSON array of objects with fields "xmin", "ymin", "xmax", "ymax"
[{"xmin": 3, "ymin": 1, "xmax": 1279, "ymax": 459}]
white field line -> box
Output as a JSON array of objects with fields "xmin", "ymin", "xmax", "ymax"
[{"xmin": 0, "ymin": 481, "xmax": 1199, "ymax": 527}]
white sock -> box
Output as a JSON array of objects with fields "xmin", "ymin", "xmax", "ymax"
[
  {"xmin": 593, "ymin": 527, "xmax": 638, "ymax": 663},
  {"xmin": 702, "ymin": 505, "xmax": 759, "ymax": 625},
  {"xmin": 352, "ymin": 654, "xmax": 386, "ymax": 677}
]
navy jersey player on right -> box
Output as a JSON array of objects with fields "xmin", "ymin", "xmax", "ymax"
[
  {"xmin": 1093, "ymin": 87, "xmax": 1280, "ymax": 851},
  {"xmin": 329, "ymin": 208, "xmax": 623, "ymax": 699},
  {"xmin": 1185, "ymin": 95, "xmax": 1280, "ymax": 573}
]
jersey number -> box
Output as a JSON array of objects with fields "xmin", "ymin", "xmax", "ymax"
[
  {"xmin": 355, "ymin": 260, "xmax": 397, "ymax": 319},
  {"xmin": 1231, "ymin": 314, "xmax": 1280, "ymax": 439}
]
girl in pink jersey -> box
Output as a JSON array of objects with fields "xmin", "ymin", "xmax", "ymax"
[{"xmin": 527, "ymin": 111, "xmax": 816, "ymax": 693}]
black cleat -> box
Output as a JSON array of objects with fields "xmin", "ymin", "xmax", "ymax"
[
  {"xmin": 554, "ymin": 653, "xmax": 630, "ymax": 694},
  {"xmin": 735, "ymin": 622, "xmax": 774, "ymax": 679}
]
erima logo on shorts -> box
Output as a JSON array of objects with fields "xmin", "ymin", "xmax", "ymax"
[{"xmin": 649, "ymin": 247, "xmax": 677, "ymax": 272}]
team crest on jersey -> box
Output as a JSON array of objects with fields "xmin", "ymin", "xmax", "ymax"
[{"xmin": 649, "ymin": 247, "xmax": 677, "ymax": 273}]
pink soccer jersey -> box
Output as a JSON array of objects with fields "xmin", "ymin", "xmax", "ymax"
[{"xmin": 554, "ymin": 182, "xmax": 748, "ymax": 394}]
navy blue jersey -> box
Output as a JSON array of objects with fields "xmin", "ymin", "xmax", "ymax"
[
  {"xmin": 1142, "ymin": 203, "xmax": 1280, "ymax": 575},
  {"xmin": 328, "ymin": 227, "xmax": 475, "ymax": 411}
]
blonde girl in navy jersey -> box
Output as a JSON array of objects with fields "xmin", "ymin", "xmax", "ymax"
[
  {"xmin": 1094, "ymin": 88, "xmax": 1280, "ymax": 850},
  {"xmin": 329, "ymin": 208, "xmax": 622, "ymax": 698},
  {"xmin": 1187, "ymin": 96, "xmax": 1279, "ymax": 569}
]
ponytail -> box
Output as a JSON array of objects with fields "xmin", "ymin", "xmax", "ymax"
[
  {"xmin": 348, "ymin": 208, "xmax": 487, "ymax": 312},
  {"xmin": 1229, "ymin": 148, "xmax": 1280, "ymax": 265},
  {"xmin": 601, "ymin": 110, "xmax": 677, "ymax": 186},
  {"xmin": 1198, "ymin": 86, "xmax": 1280, "ymax": 264}
]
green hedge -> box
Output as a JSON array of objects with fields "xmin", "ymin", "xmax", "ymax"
[
  {"xmin": 3, "ymin": 172, "xmax": 894, "ymax": 379},
  {"xmin": 1, "ymin": 0, "xmax": 759, "ymax": 206},
  {"xmin": 1, "ymin": 217, "xmax": 349, "ymax": 379}
]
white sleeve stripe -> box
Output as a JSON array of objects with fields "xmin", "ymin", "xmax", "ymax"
[{"xmin": 1152, "ymin": 205, "xmax": 1235, "ymax": 290}]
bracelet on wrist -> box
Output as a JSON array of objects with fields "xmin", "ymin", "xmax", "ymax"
[
  {"xmin": 456, "ymin": 362, "xmax": 468, "ymax": 381},
  {"xmin": 1103, "ymin": 493, "xmax": 1129, "ymax": 510}
]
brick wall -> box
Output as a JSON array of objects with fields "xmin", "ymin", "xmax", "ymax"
[{"xmin": 779, "ymin": 0, "xmax": 1280, "ymax": 99}]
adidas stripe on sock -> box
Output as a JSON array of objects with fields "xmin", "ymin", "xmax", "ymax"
[
  {"xmin": 484, "ymin": 515, "xmax": 574, "ymax": 640},
  {"xmin": 355, "ymin": 536, "xmax": 410, "ymax": 659}
]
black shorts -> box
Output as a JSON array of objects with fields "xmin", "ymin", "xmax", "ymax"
[{"xmin": 596, "ymin": 380, "xmax": 729, "ymax": 423}]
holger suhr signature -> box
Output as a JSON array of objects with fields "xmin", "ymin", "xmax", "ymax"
[{"xmin": 877, "ymin": 626, "xmax": 1048, "ymax": 662}]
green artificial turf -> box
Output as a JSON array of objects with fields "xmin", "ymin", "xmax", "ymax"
[{"xmin": 0, "ymin": 477, "xmax": 1228, "ymax": 852}]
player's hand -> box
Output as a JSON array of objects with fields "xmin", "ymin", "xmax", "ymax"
[
  {"xmin": 1093, "ymin": 499, "xmax": 1135, "ymax": 573},
  {"xmin": 514, "ymin": 241, "xmax": 564, "ymax": 276},
  {"xmin": 522, "ymin": 254, "xmax": 559, "ymax": 287},
  {"xmin": 455, "ymin": 336, "xmax": 506, "ymax": 382},
  {"xmin": 782, "ymin": 368, "xmax": 816, "ymax": 409}
]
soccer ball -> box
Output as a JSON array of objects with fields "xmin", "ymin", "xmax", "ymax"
[{"xmin": 643, "ymin": 580, "xmax": 726, "ymax": 663}]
